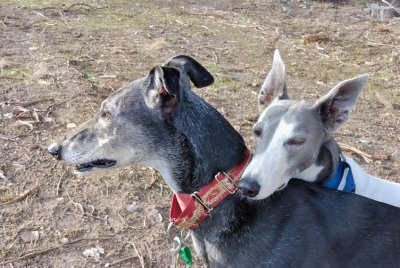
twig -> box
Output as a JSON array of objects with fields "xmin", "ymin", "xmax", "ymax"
[
  {"xmin": 0, "ymin": 185, "xmax": 40, "ymax": 207},
  {"xmin": 107, "ymin": 255, "xmax": 139, "ymax": 267},
  {"xmin": 143, "ymin": 242, "xmax": 152, "ymax": 265},
  {"xmin": 16, "ymin": 120, "xmax": 35, "ymax": 131},
  {"xmin": 117, "ymin": 209, "xmax": 128, "ymax": 226},
  {"xmin": 338, "ymin": 142, "xmax": 373, "ymax": 163},
  {"xmin": 99, "ymin": 75, "xmax": 117, "ymax": 78},
  {"xmin": 64, "ymin": 2, "xmax": 108, "ymax": 11},
  {"xmin": 3, "ymin": 98, "xmax": 54, "ymax": 107},
  {"xmin": 0, "ymin": 135, "xmax": 17, "ymax": 142},
  {"xmin": 33, "ymin": 11, "xmax": 50, "ymax": 20},
  {"xmin": 131, "ymin": 241, "xmax": 145, "ymax": 268},
  {"xmin": 9, "ymin": 28, "xmax": 45, "ymax": 43},
  {"xmin": 1, "ymin": 236, "xmax": 114, "ymax": 265},
  {"xmin": 0, "ymin": 131, "xmax": 34, "ymax": 142},
  {"xmin": 366, "ymin": 40, "xmax": 400, "ymax": 48},
  {"xmin": 211, "ymin": 51, "xmax": 218, "ymax": 64},
  {"xmin": 66, "ymin": 192, "xmax": 85, "ymax": 215},
  {"xmin": 56, "ymin": 171, "xmax": 67, "ymax": 197},
  {"xmin": 382, "ymin": 0, "xmax": 400, "ymax": 13},
  {"xmin": 46, "ymin": 93, "xmax": 81, "ymax": 116}
]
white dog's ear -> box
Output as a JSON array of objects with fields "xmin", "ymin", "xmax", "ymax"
[
  {"xmin": 258, "ymin": 49, "xmax": 288, "ymax": 112},
  {"xmin": 314, "ymin": 74, "xmax": 369, "ymax": 132}
]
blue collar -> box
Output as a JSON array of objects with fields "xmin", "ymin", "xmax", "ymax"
[{"xmin": 323, "ymin": 154, "xmax": 356, "ymax": 193}]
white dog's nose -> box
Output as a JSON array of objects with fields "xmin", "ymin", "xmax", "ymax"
[
  {"xmin": 238, "ymin": 179, "xmax": 261, "ymax": 198},
  {"xmin": 48, "ymin": 143, "xmax": 61, "ymax": 160}
]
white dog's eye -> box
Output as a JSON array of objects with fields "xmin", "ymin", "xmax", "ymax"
[
  {"xmin": 101, "ymin": 111, "xmax": 112, "ymax": 121},
  {"xmin": 253, "ymin": 128, "xmax": 262, "ymax": 137},
  {"xmin": 285, "ymin": 137, "xmax": 305, "ymax": 146}
]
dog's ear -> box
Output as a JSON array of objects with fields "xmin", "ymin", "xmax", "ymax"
[
  {"xmin": 164, "ymin": 55, "xmax": 214, "ymax": 88},
  {"xmin": 145, "ymin": 65, "xmax": 181, "ymax": 115},
  {"xmin": 258, "ymin": 49, "xmax": 288, "ymax": 112},
  {"xmin": 314, "ymin": 74, "xmax": 368, "ymax": 132}
]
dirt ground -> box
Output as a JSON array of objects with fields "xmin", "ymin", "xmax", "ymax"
[{"xmin": 1, "ymin": 0, "xmax": 399, "ymax": 267}]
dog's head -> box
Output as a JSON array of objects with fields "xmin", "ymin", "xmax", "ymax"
[
  {"xmin": 238, "ymin": 50, "xmax": 368, "ymax": 200},
  {"xmin": 48, "ymin": 55, "xmax": 214, "ymax": 176}
]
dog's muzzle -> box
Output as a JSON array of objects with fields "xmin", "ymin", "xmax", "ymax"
[{"xmin": 48, "ymin": 143, "xmax": 117, "ymax": 173}]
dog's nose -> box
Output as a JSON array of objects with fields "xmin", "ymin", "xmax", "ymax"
[
  {"xmin": 238, "ymin": 179, "xmax": 260, "ymax": 198},
  {"xmin": 48, "ymin": 143, "xmax": 61, "ymax": 160}
]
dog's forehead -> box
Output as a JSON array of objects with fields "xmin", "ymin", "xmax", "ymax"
[
  {"xmin": 259, "ymin": 99, "xmax": 295, "ymax": 124},
  {"xmin": 259, "ymin": 99, "xmax": 315, "ymax": 132},
  {"xmin": 101, "ymin": 83, "xmax": 138, "ymax": 110},
  {"xmin": 284, "ymin": 100, "xmax": 314, "ymax": 121}
]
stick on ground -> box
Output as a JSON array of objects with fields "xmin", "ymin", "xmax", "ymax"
[
  {"xmin": 0, "ymin": 185, "xmax": 40, "ymax": 207},
  {"xmin": 1, "ymin": 236, "xmax": 114, "ymax": 265}
]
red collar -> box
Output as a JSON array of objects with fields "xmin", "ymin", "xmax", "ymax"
[{"xmin": 169, "ymin": 149, "xmax": 252, "ymax": 230}]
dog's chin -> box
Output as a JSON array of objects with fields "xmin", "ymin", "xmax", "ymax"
[
  {"xmin": 246, "ymin": 182, "xmax": 288, "ymax": 201},
  {"xmin": 73, "ymin": 159, "xmax": 117, "ymax": 175}
]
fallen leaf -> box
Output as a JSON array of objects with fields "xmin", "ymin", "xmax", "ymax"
[
  {"xmin": 304, "ymin": 32, "xmax": 330, "ymax": 44},
  {"xmin": 377, "ymin": 25, "xmax": 390, "ymax": 32}
]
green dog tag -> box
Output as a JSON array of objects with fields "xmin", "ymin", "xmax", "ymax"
[{"xmin": 179, "ymin": 246, "xmax": 193, "ymax": 266}]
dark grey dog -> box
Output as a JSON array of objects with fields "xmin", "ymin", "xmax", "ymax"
[{"xmin": 49, "ymin": 55, "xmax": 400, "ymax": 267}]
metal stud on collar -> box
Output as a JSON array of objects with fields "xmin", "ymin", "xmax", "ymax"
[
  {"xmin": 190, "ymin": 192, "xmax": 213, "ymax": 212},
  {"xmin": 214, "ymin": 171, "xmax": 237, "ymax": 194}
]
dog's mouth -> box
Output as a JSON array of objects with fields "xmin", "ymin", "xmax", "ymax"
[
  {"xmin": 75, "ymin": 159, "xmax": 117, "ymax": 173},
  {"xmin": 277, "ymin": 183, "xmax": 287, "ymax": 191}
]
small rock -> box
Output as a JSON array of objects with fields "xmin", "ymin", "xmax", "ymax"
[
  {"xmin": 358, "ymin": 139, "xmax": 371, "ymax": 145},
  {"xmin": 67, "ymin": 123, "xmax": 77, "ymax": 128},
  {"xmin": 59, "ymin": 237, "xmax": 69, "ymax": 244},
  {"xmin": 3, "ymin": 113, "xmax": 13, "ymax": 119},
  {"xmin": 365, "ymin": 61, "xmax": 376, "ymax": 66},
  {"xmin": 127, "ymin": 203, "xmax": 138, "ymax": 213},
  {"xmin": 158, "ymin": 212, "xmax": 163, "ymax": 222},
  {"xmin": 20, "ymin": 231, "xmax": 39, "ymax": 242},
  {"xmin": 83, "ymin": 245, "xmax": 104, "ymax": 262},
  {"xmin": 43, "ymin": 116, "xmax": 53, "ymax": 123}
]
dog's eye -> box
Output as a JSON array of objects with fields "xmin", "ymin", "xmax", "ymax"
[
  {"xmin": 253, "ymin": 128, "xmax": 262, "ymax": 137},
  {"xmin": 286, "ymin": 137, "xmax": 306, "ymax": 146},
  {"xmin": 100, "ymin": 111, "xmax": 112, "ymax": 121}
]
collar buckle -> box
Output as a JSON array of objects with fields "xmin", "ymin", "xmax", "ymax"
[
  {"xmin": 190, "ymin": 192, "xmax": 213, "ymax": 212},
  {"xmin": 214, "ymin": 172, "xmax": 237, "ymax": 194}
]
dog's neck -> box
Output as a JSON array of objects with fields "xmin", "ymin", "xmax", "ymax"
[
  {"xmin": 296, "ymin": 138, "xmax": 341, "ymax": 184},
  {"xmin": 168, "ymin": 90, "xmax": 247, "ymax": 194},
  {"xmin": 156, "ymin": 90, "xmax": 251, "ymax": 263}
]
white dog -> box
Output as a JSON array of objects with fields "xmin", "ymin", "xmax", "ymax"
[{"xmin": 238, "ymin": 50, "xmax": 400, "ymax": 208}]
